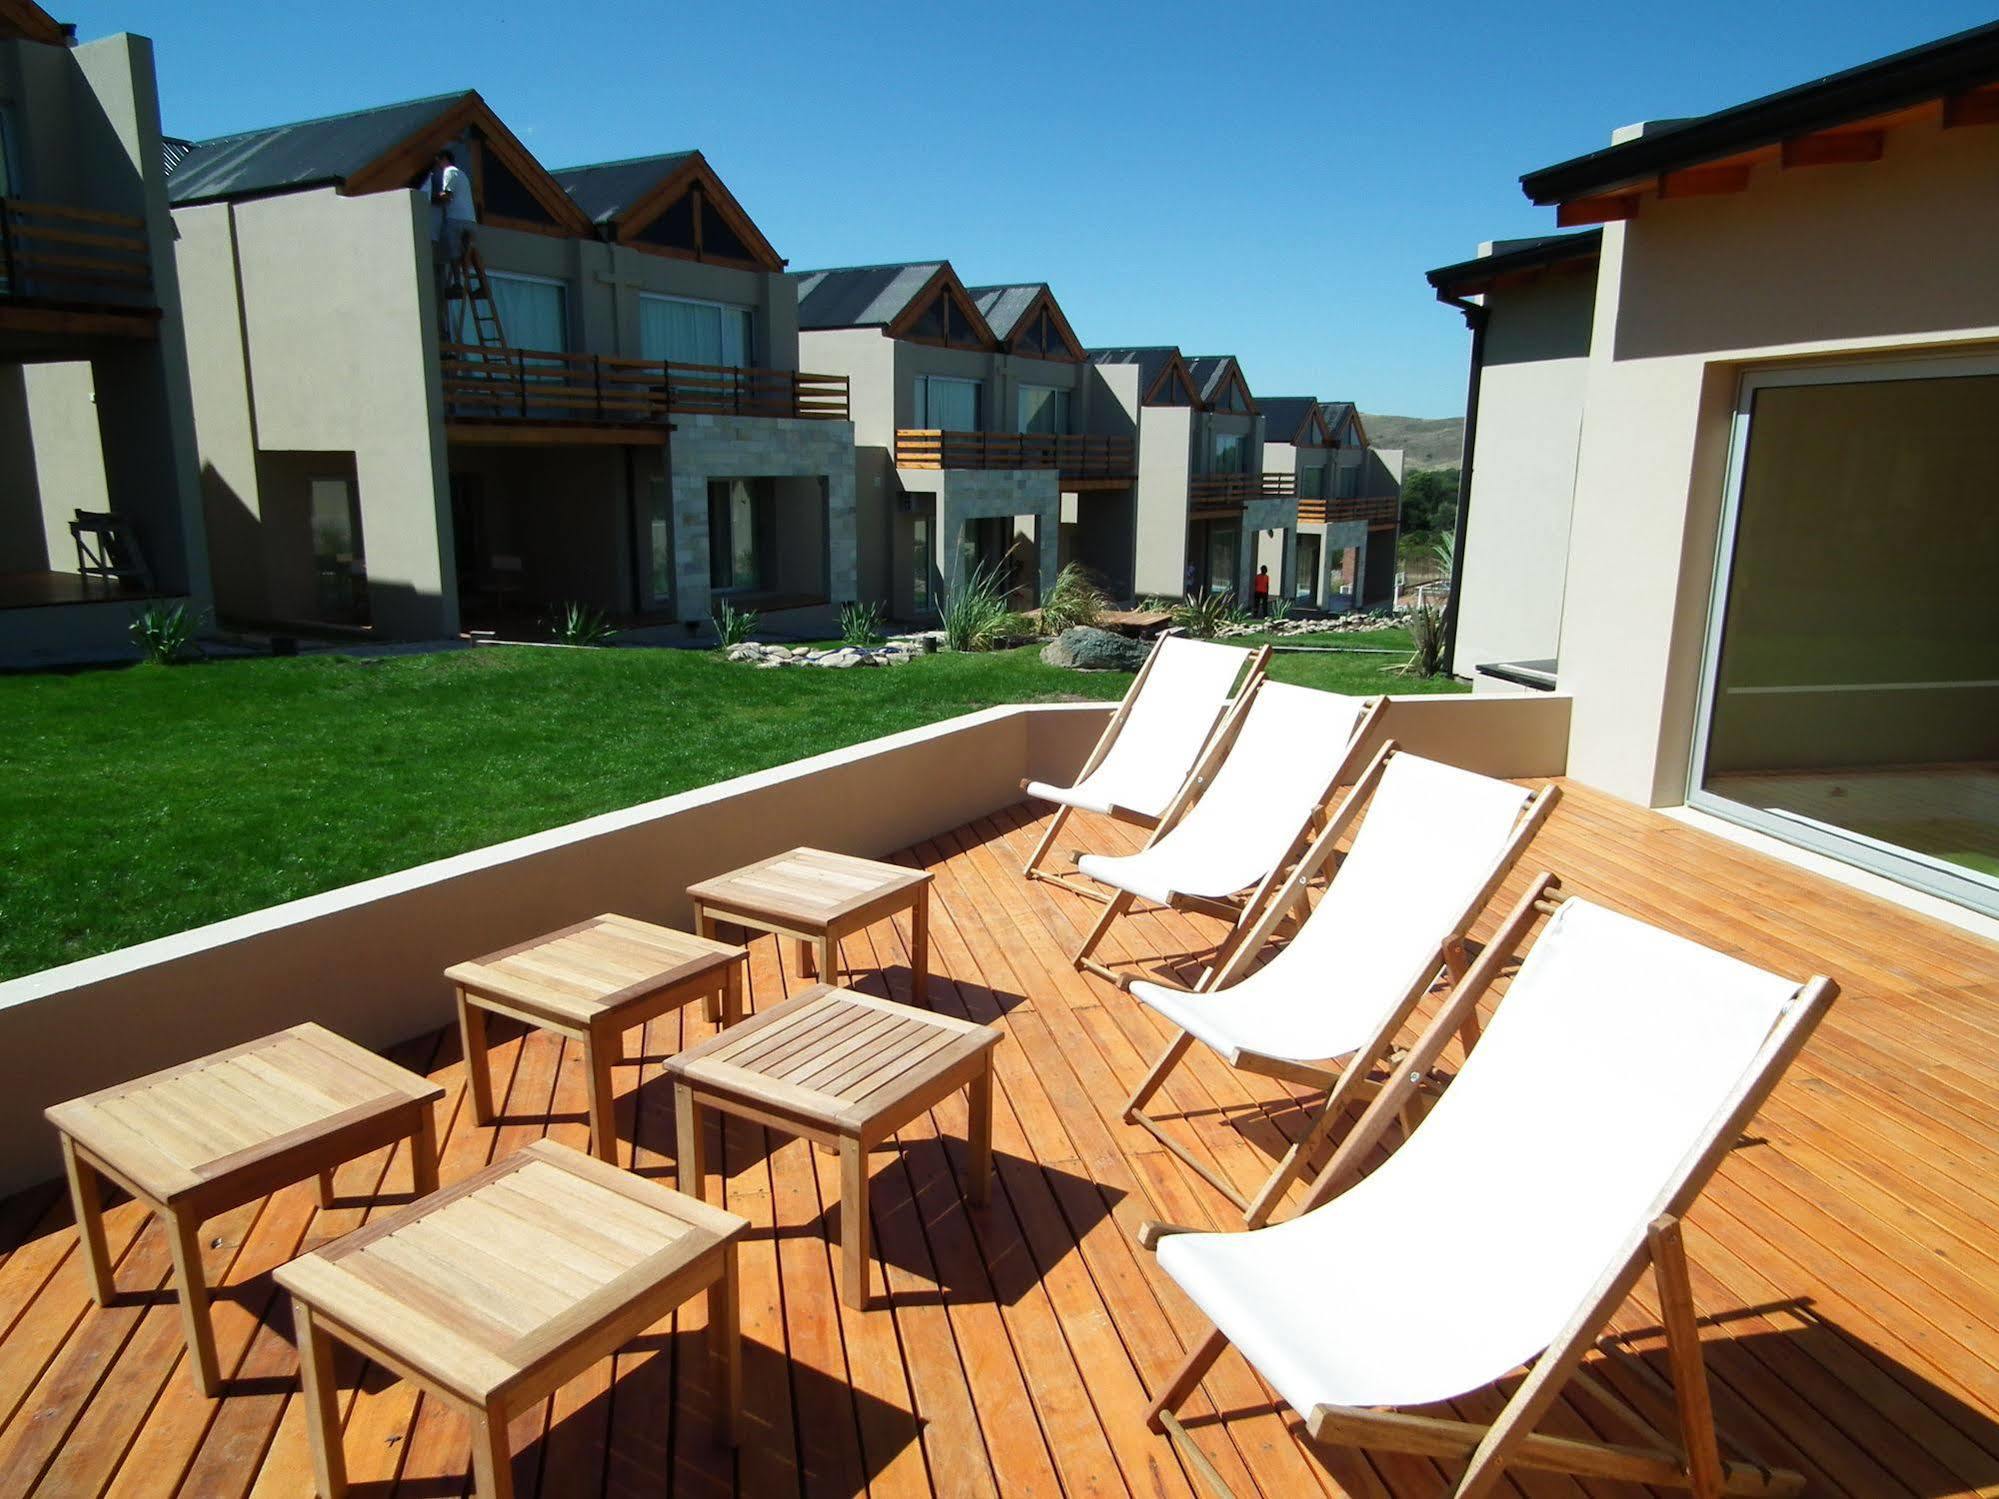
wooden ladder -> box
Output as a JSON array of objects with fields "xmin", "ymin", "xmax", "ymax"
[{"xmin": 446, "ymin": 240, "xmax": 508, "ymax": 350}]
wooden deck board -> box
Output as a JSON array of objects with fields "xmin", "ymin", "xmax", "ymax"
[{"xmin": 2, "ymin": 781, "xmax": 1998, "ymax": 1496}]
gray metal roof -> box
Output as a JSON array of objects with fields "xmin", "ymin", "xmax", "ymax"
[
  {"xmin": 1185, "ymin": 356, "xmax": 1248, "ymax": 404},
  {"xmin": 793, "ymin": 262, "xmax": 946, "ymax": 329},
  {"xmin": 167, "ymin": 92, "xmax": 468, "ymax": 206},
  {"xmin": 1318, "ymin": 401, "xmax": 1363, "ymax": 444},
  {"xmin": 1086, "ymin": 346, "xmax": 1181, "ymax": 389},
  {"xmin": 552, "ymin": 152, "xmax": 696, "ymax": 226},
  {"xmin": 966, "ymin": 283, "xmax": 1044, "ymax": 339},
  {"xmin": 1259, "ymin": 397, "xmax": 1322, "ymax": 444}
]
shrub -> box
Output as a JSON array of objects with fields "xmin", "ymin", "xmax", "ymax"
[
  {"xmin": 551, "ymin": 602, "xmax": 618, "ymax": 647},
  {"xmin": 1171, "ymin": 591, "xmax": 1235, "ymax": 640},
  {"xmin": 941, "ymin": 562, "xmax": 1011, "ymax": 653},
  {"xmin": 130, "ymin": 602, "xmax": 202, "ymax": 664},
  {"xmin": 1397, "ymin": 595, "xmax": 1448, "ymax": 678},
  {"xmin": 1266, "ymin": 595, "xmax": 1294, "ymax": 623},
  {"xmin": 712, "ymin": 600, "xmax": 759, "ymax": 648},
  {"xmin": 1039, "ymin": 563, "xmax": 1108, "ymax": 636},
  {"xmin": 838, "ymin": 600, "xmax": 885, "ymax": 648}
]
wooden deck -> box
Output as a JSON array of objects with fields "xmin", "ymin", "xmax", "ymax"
[{"xmin": 0, "ymin": 781, "xmax": 1996, "ymax": 1496}]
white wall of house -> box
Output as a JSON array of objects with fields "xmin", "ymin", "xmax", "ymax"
[
  {"xmin": 1452, "ymin": 260, "xmax": 1595, "ymax": 673},
  {"xmin": 1553, "ymin": 116, "xmax": 1999, "ymax": 808}
]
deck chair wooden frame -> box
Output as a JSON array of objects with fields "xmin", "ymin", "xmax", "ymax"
[
  {"xmin": 1138, "ymin": 878, "xmax": 1837, "ymax": 1499},
  {"xmin": 1122, "ymin": 742, "xmax": 1561, "ymax": 1226},
  {"xmin": 1021, "ymin": 639, "xmax": 1272, "ymax": 904},
  {"xmin": 1069, "ymin": 694, "xmax": 1388, "ymax": 988}
]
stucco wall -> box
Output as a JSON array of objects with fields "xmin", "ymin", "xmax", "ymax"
[
  {"xmin": 1133, "ymin": 403, "xmax": 1193, "ymax": 596},
  {"xmin": 1558, "ymin": 117, "xmax": 1999, "ymax": 807},
  {"xmin": 1453, "ymin": 260, "xmax": 1595, "ymax": 672}
]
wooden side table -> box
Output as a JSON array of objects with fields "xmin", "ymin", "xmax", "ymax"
[
  {"xmin": 446, "ymin": 914, "xmax": 747, "ymax": 1163},
  {"xmin": 45, "ymin": 1023, "xmax": 442, "ymax": 1397},
  {"xmin": 687, "ymin": 846, "xmax": 933, "ymax": 1002},
  {"xmin": 665, "ymin": 985, "xmax": 1000, "ymax": 1308},
  {"xmin": 276, "ymin": 1139, "xmax": 748, "ymax": 1499}
]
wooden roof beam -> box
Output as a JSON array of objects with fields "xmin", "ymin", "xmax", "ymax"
[
  {"xmin": 1556, "ymin": 192, "xmax": 1640, "ymax": 227},
  {"xmin": 1780, "ymin": 128, "xmax": 1885, "ymax": 168},
  {"xmin": 1942, "ymin": 85, "xmax": 1999, "ymax": 128},
  {"xmin": 1657, "ymin": 162, "xmax": 1752, "ymax": 198}
]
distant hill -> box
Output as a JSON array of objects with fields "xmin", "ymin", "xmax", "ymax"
[{"xmin": 1361, "ymin": 413, "xmax": 1464, "ymax": 470}]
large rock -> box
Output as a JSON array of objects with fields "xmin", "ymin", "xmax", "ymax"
[{"xmin": 1041, "ymin": 626, "xmax": 1150, "ymax": 672}]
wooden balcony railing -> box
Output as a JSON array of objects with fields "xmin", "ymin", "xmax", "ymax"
[
  {"xmin": 1187, "ymin": 471, "xmax": 1296, "ymax": 508},
  {"xmin": 440, "ymin": 344, "xmax": 849, "ymax": 425},
  {"xmin": 0, "ymin": 198, "xmax": 151, "ymax": 304},
  {"xmin": 1298, "ymin": 494, "xmax": 1400, "ymax": 526},
  {"xmin": 894, "ymin": 429, "xmax": 1136, "ymax": 480}
]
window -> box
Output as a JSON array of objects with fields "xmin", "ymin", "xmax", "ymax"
[
  {"xmin": 645, "ymin": 478, "xmax": 673, "ymax": 608},
  {"xmin": 1216, "ymin": 380, "xmax": 1248, "ymax": 413},
  {"xmin": 707, "ymin": 479, "xmax": 771, "ymax": 591},
  {"xmin": 914, "ymin": 375, "xmax": 981, "ymax": 430},
  {"xmin": 1690, "ymin": 357, "xmax": 1999, "ymax": 915},
  {"xmin": 640, "ymin": 293, "xmax": 752, "ymax": 367},
  {"xmin": 1017, "ymin": 385, "xmax": 1070, "ymax": 435},
  {"xmin": 904, "ymin": 288, "xmax": 985, "ymax": 348},
  {"xmin": 1295, "ymin": 464, "xmax": 1325, "ymax": 500},
  {"xmin": 485, "ymin": 272, "xmax": 568, "ymax": 353},
  {"xmin": 309, "ymin": 478, "xmax": 366, "ymax": 624},
  {"xmin": 1210, "ymin": 432, "xmax": 1245, "ymax": 474},
  {"xmin": 911, "ymin": 516, "xmax": 930, "ymax": 612}
]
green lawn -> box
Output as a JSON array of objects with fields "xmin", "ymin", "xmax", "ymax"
[{"xmin": 0, "ymin": 634, "xmax": 1459, "ymax": 980}]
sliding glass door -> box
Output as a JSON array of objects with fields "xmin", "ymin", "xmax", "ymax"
[{"xmin": 1690, "ymin": 354, "xmax": 1999, "ymax": 914}]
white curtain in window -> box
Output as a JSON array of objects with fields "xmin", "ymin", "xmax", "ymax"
[
  {"xmin": 1017, "ymin": 386, "xmax": 1069, "ymax": 435},
  {"xmin": 916, "ymin": 376, "xmax": 981, "ymax": 430},
  {"xmin": 641, "ymin": 295, "xmax": 752, "ymax": 366},
  {"xmin": 486, "ymin": 274, "xmax": 568, "ymax": 353}
]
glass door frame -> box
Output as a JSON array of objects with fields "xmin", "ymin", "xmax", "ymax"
[{"xmin": 1686, "ymin": 347, "xmax": 1999, "ymax": 916}]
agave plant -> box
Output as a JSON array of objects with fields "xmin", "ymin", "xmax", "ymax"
[
  {"xmin": 551, "ymin": 602, "xmax": 618, "ymax": 647},
  {"xmin": 1039, "ymin": 562, "xmax": 1109, "ymax": 635},
  {"xmin": 712, "ymin": 600, "xmax": 760, "ymax": 648},
  {"xmin": 1266, "ymin": 595, "xmax": 1294, "ymax": 624},
  {"xmin": 129, "ymin": 602, "xmax": 202, "ymax": 665},
  {"xmin": 1170, "ymin": 590, "xmax": 1236, "ymax": 640},
  {"xmin": 838, "ymin": 600, "xmax": 885, "ymax": 648},
  {"xmin": 1396, "ymin": 594, "xmax": 1448, "ymax": 678}
]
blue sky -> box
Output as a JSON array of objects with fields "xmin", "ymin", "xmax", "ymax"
[{"xmin": 67, "ymin": 0, "xmax": 1999, "ymax": 416}]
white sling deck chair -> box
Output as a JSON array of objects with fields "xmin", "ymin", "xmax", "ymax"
[
  {"xmin": 1067, "ymin": 682, "xmax": 1385, "ymax": 986},
  {"xmin": 1021, "ymin": 634, "xmax": 1269, "ymax": 900},
  {"xmin": 1123, "ymin": 744, "xmax": 1560, "ymax": 1227},
  {"xmin": 1138, "ymin": 887, "xmax": 1837, "ymax": 1499}
]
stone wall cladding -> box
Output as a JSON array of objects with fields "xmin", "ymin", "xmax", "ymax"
[
  {"xmin": 918, "ymin": 468, "xmax": 1062, "ymax": 599},
  {"xmin": 670, "ymin": 414, "xmax": 858, "ymax": 622}
]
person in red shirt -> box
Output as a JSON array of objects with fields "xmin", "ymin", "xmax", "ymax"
[{"xmin": 1252, "ymin": 564, "xmax": 1271, "ymax": 617}]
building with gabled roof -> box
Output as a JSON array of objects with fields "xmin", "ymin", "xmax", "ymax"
[
  {"xmin": 797, "ymin": 261, "xmax": 1136, "ymax": 613},
  {"xmin": 169, "ymin": 93, "xmax": 855, "ymax": 640}
]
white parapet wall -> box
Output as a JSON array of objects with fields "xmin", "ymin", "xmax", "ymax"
[{"xmin": 0, "ymin": 692, "xmax": 1566, "ymax": 1192}]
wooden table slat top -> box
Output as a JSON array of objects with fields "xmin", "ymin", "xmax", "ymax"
[
  {"xmin": 43, "ymin": 1022, "xmax": 442, "ymax": 1203},
  {"xmin": 445, "ymin": 915, "xmax": 745, "ymax": 1025},
  {"xmin": 687, "ymin": 847, "xmax": 932, "ymax": 928},
  {"xmin": 275, "ymin": 1139, "xmax": 745, "ymax": 1403},
  {"xmin": 666, "ymin": 985, "xmax": 995, "ymax": 1129}
]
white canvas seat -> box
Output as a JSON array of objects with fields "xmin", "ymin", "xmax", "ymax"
[
  {"xmin": 1019, "ymin": 635, "xmax": 1267, "ymax": 900},
  {"xmin": 1066, "ymin": 683, "xmax": 1383, "ymax": 984},
  {"xmin": 1023, "ymin": 634, "xmax": 1254, "ymax": 821},
  {"xmin": 1140, "ymin": 894, "xmax": 1836, "ymax": 1498},
  {"xmin": 1122, "ymin": 749, "xmax": 1557, "ymax": 1224}
]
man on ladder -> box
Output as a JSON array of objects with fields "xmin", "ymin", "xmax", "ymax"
[{"xmin": 429, "ymin": 147, "xmax": 478, "ymax": 332}]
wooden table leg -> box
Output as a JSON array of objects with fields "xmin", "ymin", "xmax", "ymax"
[
  {"xmin": 167, "ymin": 1205, "xmax": 222, "ymax": 1397},
  {"xmin": 294, "ymin": 1299, "xmax": 348, "ymax": 1497},
  {"xmin": 817, "ymin": 934, "xmax": 838, "ymax": 989},
  {"xmin": 910, "ymin": 892, "xmax": 930, "ymax": 1005},
  {"xmin": 676, "ymin": 1085, "xmax": 707, "ymax": 1200},
  {"xmin": 966, "ymin": 1059, "xmax": 993, "ymax": 1208},
  {"xmin": 470, "ymin": 1399, "xmax": 516, "ymax": 1499},
  {"xmin": 796, "ymin": 937, "xmax": 817, "ymax": 979},
  {"xmin": 711, "ymin": 1241, "xmax": 742, "ymax": 1446},
  {"xmin": 412, "ymin": 1103, "xmax": 440, "ymax": 1197},
  {"xmin": 584, "ymin": 1028, "xmax": 620, "ymax": 1165},
  {"xmin": 839, "ymin": 1134, "xmax": 871, "ymax": 1309},
  {"xmin": 457, "ymin": 989, "xmax": 495, "ymax": 1126},
  {"xmin": 316, "ymin": 1170, "xmax": 337, "ymax": 1210},
  {"xmin": 720, "ymin": 961, "xmax": 744, "ymax": 1027},
  {"xmin": 695, "ymin": 906, "xmax": 723, "ymax": 1024},
  {"xmin": 59, "ymin": 1136, "xmax": 115, "ymax": 1306}
]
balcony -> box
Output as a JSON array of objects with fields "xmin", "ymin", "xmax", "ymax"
[
  {"xmin": 1297, "ymin": 493, "xmax": 1399, "ymax": 526},
  {"xmin": 0, "ymin": 695, "xmax": 1993, "ymax": 1494},
  {"xmin": 441, "ymin": 344, "xmax": 850, "ymax": 438},
  {"xmin": 894, "ymin": 429, "xmax": 1136, "ymax": 485},
  {"xmin": 0, "ymin": 197, "xmax": 156, "ymax": 339},
  {"xmin": 1187, "ymin": 471, "xmax": 1295, "ymax": 514}
]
